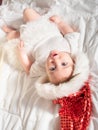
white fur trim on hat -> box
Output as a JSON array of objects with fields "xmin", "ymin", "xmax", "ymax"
[{"xmin": 35, "ymin": 52, "xmax": 90, "ymax": 100}]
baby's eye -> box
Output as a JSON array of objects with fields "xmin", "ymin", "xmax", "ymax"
[
  {"xmin": 61, "ymin": 62, "xmax": 68, "ymax": 66},
  {"xmin": 49, "ymin": 66, "xmax": 56, "ymax": 71}
]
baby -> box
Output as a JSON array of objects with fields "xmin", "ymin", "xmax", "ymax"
[
  {"xmin": 2, "ymin": 8, "xmax": 92, "ymax": 130},
  {"xmin": 2, "ymin": 8, "xmax": 75, "ymax": 84}
]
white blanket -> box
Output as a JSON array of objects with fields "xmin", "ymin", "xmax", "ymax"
[{"xmin": 0, "ymin": 0, "xmax": 98, "ymax": 130}]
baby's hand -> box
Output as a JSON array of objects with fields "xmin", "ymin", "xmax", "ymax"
[
  {"xmin": 17, "ymin": 40, "xmax": 33, "ymax": 74},
  {"xmin": 49, "ymin": 15, "xmax": 62, "ymax": 25},
  {"xmin": 49, "ymin": 15, "xmax": 74, "ymax": 35},
  {"xmin": 17, "ymin": 40, "xmax": 24, "ymax": 50},
  {"xmin": 49, "ymin": 15, "xmax": 65, "ymax": 35},
  {"xmin": 17, "ymin": 40, "xmax": 26, "ymax": 58}
]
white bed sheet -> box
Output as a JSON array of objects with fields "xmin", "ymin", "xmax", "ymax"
[{"xmin": 0, "ymin": 0, "xmax": 98, "ymax": 130}]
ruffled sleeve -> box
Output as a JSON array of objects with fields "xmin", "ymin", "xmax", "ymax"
[{"xmin": 64, "ymin": 32, "xmax": 80, "ymax": 54}]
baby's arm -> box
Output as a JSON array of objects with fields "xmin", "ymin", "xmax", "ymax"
[
  {"xmin": 17, "ymin": 40, "xmax": 33, "ymax": 74},
  {"xmin": 49, "ymin": 15, "xmax": 74, "ymax": 35}
]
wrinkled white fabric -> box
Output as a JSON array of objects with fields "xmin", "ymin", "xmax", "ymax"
[{"xmin": 0, "ymin": 0, "xmax": 98, "ymax": 130}]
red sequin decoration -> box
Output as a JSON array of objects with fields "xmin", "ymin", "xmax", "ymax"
[{"xmin": 53, "ymin": 82, "xmax": 92, "ymax": 130}]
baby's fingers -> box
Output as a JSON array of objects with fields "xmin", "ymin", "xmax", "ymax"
[
  {"xmin": 17, "ymin": 40, "xmax": 24, "ymax": 49},
  {"xmin": 20, "ymin": 40, "xmax": 24, "ymax": 47},
  {"xmin": 49, "ymin": 15, "xmax": 62, "ymax": 24}
]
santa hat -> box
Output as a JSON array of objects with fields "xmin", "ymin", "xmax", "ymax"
[{"xmin": 35, "ymin": 52, "xmax": 90, "ymax": 100}]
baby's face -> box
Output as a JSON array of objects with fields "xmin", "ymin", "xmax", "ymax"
[{"xmin": 45, "ymin": 50, "xmax": 74, "ymax": 84}]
